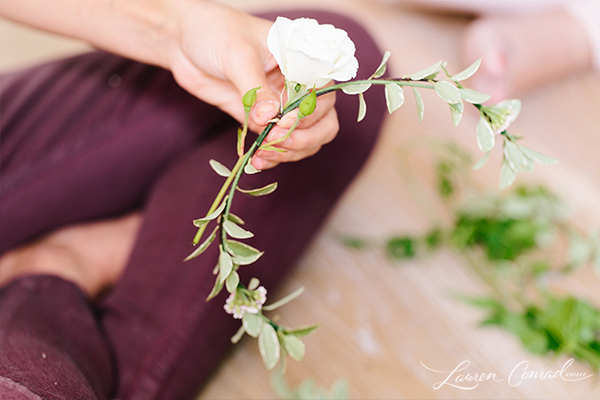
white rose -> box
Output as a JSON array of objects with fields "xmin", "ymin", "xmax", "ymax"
[{"xmin": 267, "ymin": 16, "xmax": 359, "ymax": 89}]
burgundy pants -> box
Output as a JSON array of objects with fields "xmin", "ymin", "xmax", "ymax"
[{"xmin": 0, "ymin": 10, "xmax": 385, "ymax": 400}]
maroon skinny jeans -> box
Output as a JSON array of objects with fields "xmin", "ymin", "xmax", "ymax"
[{"xmin": 0, "ymin": 10, "xmax": 386, "ymax": 400}]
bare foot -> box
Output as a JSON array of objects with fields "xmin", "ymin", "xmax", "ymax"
[
  {"xmin": 462, "ymin": 9, "xmax": 593, "ymax": 100},
  {"xmin": 0, "ymin": 213, "xmax": 142, "ymax": 298}
]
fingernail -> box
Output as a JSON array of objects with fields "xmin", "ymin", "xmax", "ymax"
[
  {"xmin": 254, "ymin": 101, "xmax": 278, "ymax": 121},
  {"xmin": 267, "ymin": 129, "xmax": 286, "ymax": 142}
]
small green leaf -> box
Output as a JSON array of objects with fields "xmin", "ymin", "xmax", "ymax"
[
  {"xmin": 227, "ymin": 240, "xmax": 261, "ymax": 258},
  {"xmin": 282, "ymin": 334, "xmax": 305, "ymax": 361},
  {"xmin": 223, "ymin": 220, "xmax": 253, "ymax": 239},
  {"xmin": 435, "ymin": 81, "xmax": 461, "ymax": 104},
  {"xmin": 242, "ymin": 86, "xmax": 261, "ymax": 112},
  {"xmin": 193, "ymin": 198, "xmax": 227, "ymax": 226},
  {"xmin": 299, "ymin": 89, "xmax": 317, "ymax": 117},
  {"xmin": 476, "ymin": 116, "xmax": 495, "ymax": 152},
  {"xmin": 283, "ymin": 324, "xmax": 319, "ymax": 337},
  {"xmin": 244, "ymin": 163, "xmax": 261, "ymax": 174},
  {"xmin": 230, "ymin": 325, "xmax": 246, "ymax": 344},
  {"xmin": 520, "ymin": 146, "xmax": 559, "ymax": 166},
  {"xmin": 259, "ymin": 145, "xmax": 286, "ymax": 153},
  {"xmin": 184, "ymin": 225, "xmax": 218, "ymax": 261},
  {"xmin": 504, "ymin": 140, "xmax": 533, "ymax": 173},
  {"xmin": 412, "ymin": 88, "xmax": 424, "ymax": 122},
  {"xmin": 408, "ymin": 60, "xmax": 443, "ymax": 80},
  {"xmin": 209, "ymin": 159, "xmax": 231, "ymax": 177},
  {"xmin": 449, "ymin": 100, "xmax": 464, "ymax": 127},
  {"xmin": 242, "ymin": 312, "xmax": 264, "ymax": 338},
  {"xmin": 451, "ymin": 58, "xmax": 482, "ymax": 81},
  {"xmin": 237, "ymin": 182, "xmax": 278, "ymax": 196},
  {"xmin": 227, "ymin": 213, "xmax": 245, "ymax": 225},
  {"xmin": 225, "ymin": 270, "xmax": 239, "ymax": 293},
  {"xmin": 460, "ymin": 88, "xmax": 491, "ymax": 104},
  {"xmin": 473, "ymin": 151, "xmax": 491, "ymax": 171},
  {"xmin": 499, "ymin": 159, "xmax": 517, "ymax": 190},
  {"xmin": 371, "ymin": 51, "xmax": 391, "ymax": 79},
  {"xmin": 263, "ymin": 286, "xmax": 305, "ymax": 311},
  {"xmin": 248, "ymin": 277, "xmax": 260, "ymax": 291},
  {"xmin": 218, "ymin": 249, "xmax": 233, "ymax": 284},
  {"xmin": 341, "ymin": 82, "xmax": 372, "ymax": 95},
  {"xmin": 227, "ymin": 240, "xmax": 264, "ymax": 265},
  {"xmin": 385, "ymin": 83, "xmax": 404, "ymax": 114},
  {"xmin": 206, "ymin": 276, "xmax": 224, "ymax": 301},
  {"xmin": 357, "ymin": 93, "xmax": 367, "ymax": 122},
  {"xmin": 258, "ymin": 323, "xmax": 280, "ymax": 370}
]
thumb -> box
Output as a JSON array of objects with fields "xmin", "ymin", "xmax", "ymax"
[{"xmin": 227, "ymin": 51, "xmax": 280, "ymax": 128}]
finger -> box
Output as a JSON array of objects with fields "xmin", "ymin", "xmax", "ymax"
[
  {"xmin": 265, "ymin": 107, "xmax": 339, "ymax": 151},
  {"xmin": 276, "ymin": 89, "xmax": 336, "ymax": 130}
]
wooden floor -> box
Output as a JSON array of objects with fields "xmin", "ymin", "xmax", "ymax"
[{"xmin": 2, "ymin": 0, "xmax": 599, "ymax": 398}]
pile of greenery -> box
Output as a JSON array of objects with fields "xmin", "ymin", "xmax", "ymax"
[{"xmin": 343, "ymin": 143, "xmax": 600, "ymax": 369}]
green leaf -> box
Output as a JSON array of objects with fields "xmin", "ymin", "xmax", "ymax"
[
  {"xmin": 299, "ymin": 89, "xmax": 317, "ymax": 117},
  {"xmin": 385, "ymin": 83, "xmax": 404, "ymax": 114},
  {"xmin": 282, "ymin": 334, "xmax": 305, "ymax": 361},
  {"xmin": 227, "ymin": 239, "xmax": 261, "ymax": 258},
  {"xmin": 223, "ymin": 219, "xmax": 253, "ymax": 239},
  {"xmin": 451, "ymin": 58, "xmax": 482, "ymax": 81},
  {"xmin": 260, "ymin": 145, "xmax": 286, "ymax": 153},
  {"xmin": 242, "ymin": 86, "xmax": 261, "ymax": 112},
  {"xmin": 371, "ymin": 51, "xmax": 391, "ymax": 79},
  {"xmin": 357, "ymin": 93, "xmax": 367, "ymax": 122},
  {"xmin": 434, "ymin": 81, "xmax": 461, "ymax": 104},
  {"xmin": 504, "ymin": 140, "xmax": 533, "ymax": 173},
  {"xmin": 449, "ymin": 100, "xmax": 464, "ymax": 127},
  {"xmin": 499, "ymin": 159, "xmax": 517, "ymax": 190},
  {"xmin": 184, "ymin": 225, "xmax": 218, "ymax": 261},
  {"xmin": 209, "ymin": 159, "xmax": 231, "ymax": 177},
  {"xmin": 225, "ymin": 270, "xmax": 239, "ymax": 293},
  {"xmin": 218, "ymin": 249, "xmax": 233, "ymax": 284},
  {"xmin": 230, "ymin": 325, "xmax": 246, "ymax": 344},
  {"xmin": 237, "ymin": 182, "xmax": 278, "ymax": 196},
  {"xmin": 227, "ymin": 240, "xmax": 264, "ymax": 265},
  {"xmin": 244, "ymin": 163, "xmax": 261, "ymax": 174},
  {"xmin": 193, "ymin": 198, "xmax": 227, "ymax": 226},
  {"xmin": 460, "ymin": 88, "xmax": 491, "ymax": 104},
  {"xmin": 206, "ymin": 275, "xmax": 224, "ymax": 301},
  {"xmin": 386, "ymin": 237, "xmax": 416, "ymax": 260},
  {"xmin": 341, "ymin": 82, "xmax": 372, "ymax": 95},
  {"xmin": 412, "ymin": 88, "xmax": 424, "ymax": 122},
  {"xmin": 247, "ymin": 277, "xmax": 260, "ymax": 291},
  {"xmin": 258, "ymin": 323, "xmax": 280, "ymax": 370},
  {"xmin": 408, "ymin": 60, "xmax": 443, "ymax": 80},
  {"xmin": 242, "ymin": 312, "xmax": 263, "ymax": 338},
  {"xmin": 472, "ymin": 151, "xmax": 491, "ymax": 171},
  {"xmin": 283, "ymin": 324, "xmax": 319, "ymax": 337},
  {"xmin": 520, "ymin": 146, "xmax": 559, "ymax": 166},
  {"xmin": 227, "ymin": 213, "xmax": 245, "ymax": 225},
  {"xmin": 263, "ymin": 286, "xmax": 305, "ymax": 311},
  {"xmin": 476, "ymin": 116, "xmax": 495, "ymax": 152}
]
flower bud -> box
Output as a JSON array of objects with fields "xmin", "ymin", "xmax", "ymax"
[
  {"xmin": 242, "ymin": 86, "xmax": 261, "ymax": 112},
  {"xmin": 298, "ymin": 89, "xmax": 317, "ymax": 117}
]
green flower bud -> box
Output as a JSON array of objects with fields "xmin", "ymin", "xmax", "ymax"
[
  {"xmin": 298, "ymin": 89, "xmax": 317, "ymax": 117},
  {"xmin": 242, "ymin": 86, "xmax": 261, "ymax": 112}
]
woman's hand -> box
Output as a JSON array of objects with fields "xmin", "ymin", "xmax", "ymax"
[
  {"xmin": 168, "ymin": 0, "xmax": 339, "ymax": 169},
  {"xmin": 0, "ymin": 0, "xmax": 340, "ymax": 169}
]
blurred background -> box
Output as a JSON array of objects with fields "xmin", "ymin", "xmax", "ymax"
[{"xmin": 2, "ymin": 0, "xmax": 600, "ymax": 398}]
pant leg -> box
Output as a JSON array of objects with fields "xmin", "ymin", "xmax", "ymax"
[
  {"xmin": 0, "ymin": 52, "xmax": 232, "ymax": 398},
  {"xmin": 99, "ymin": 10, "xmax": 387, "ymax": 400},
  {"xmin": 0, "ymin": 276, "xmax": 112, "ymax": 399},
  {"xmin": 0, "ymin": 51, "xmax": 230, "ymax": 254}
]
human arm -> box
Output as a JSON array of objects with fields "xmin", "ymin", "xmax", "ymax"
[{"xmin": 0, "ymin": 0, "xmax": 338, "ymax": 169}]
